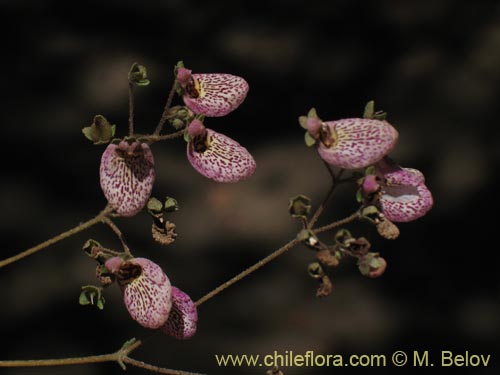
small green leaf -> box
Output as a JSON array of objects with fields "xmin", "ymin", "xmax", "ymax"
[
  {"xmin": 304, "ymin": 131, "xmax": 316, "ymax": 147},
  {"xmin": 147, "ymin": 197, "xmax": 163, "ymax": 214},
  {"xmin": 79, "ymin": 291, "xmax": 90, "ymax": 305},
  {"xmin": 358, "ymin": 262, "xmax": 370, "ymax": 276},
  {"xmin": 164, "ymin": 197, "xmax": 179, "ymax": 212},
  {"xmin": 184, "ymin": 131, "xmax": 191, "ymax": 143},
  {"xmin": 298, "ymin": 116, "xmax": 308, "ymax": 129},
  {"xmin": 96, "ymin": 298, "xmax": 105, "ymax": 310},
  {"xmin": 363, "ymin": 100, "xmax": 375, "ymax": 119},
  {"xmin": 82, "ymin": 115, "xmax": 115, "ymax": 145},
  {"xmin": 307, "ymin": 108, "xmax": 318, "ymax": 118}
]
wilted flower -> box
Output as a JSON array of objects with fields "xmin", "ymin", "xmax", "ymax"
[
  {"xmin": 374, "ymin": 157, "xmax": 433, "ymax": 222},
  {"xmin": 186, "ymin": 119, "xmax": 256, "ymax": 182},
  {"xmin": 160, "ymin": 286, "xmax": 198, "ymax": 339},
  {"xmin": 105, "ymin": 257, "xmax": 172, "ymax": 329},
  {"xmin": 176, "ymin": 67, "xmax": 249, "ymax": 117},
  {"xmin": 100, "ymin": 141, "xmax": 155, "ymax": 217},
  {"xmin": 303, "ymin": 110, "xmax": 398, "ymax": 169}
]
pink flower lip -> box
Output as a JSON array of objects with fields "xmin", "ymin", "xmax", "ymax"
[
  {"xmin": 375, "ymin": 158, "xmax": 433, "ymax": 222},
  {"xmin": 187, "ymin": 128, "xmax": 256, "ymax": 182},
  {"xmin": 100, "ymin": 140, "xmax": 155, "ymax": 217},
  {"xmin": 118, "ymin": 258, "xmax": 172, "ymax": 329},
  {"xmin": 317, "ymin": 118, "xmax": 398, "ymax": 169},
  {"xmin": 182, "ymin": 73, "xmax": 249, "ymax": 117},
  {"xmin": 160, "ymin": 286, "xmax": 198, "ymax": 340}
]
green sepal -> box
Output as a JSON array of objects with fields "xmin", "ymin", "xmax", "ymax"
[
  {"xmin": 365, "ymin": 166, "xmax": 376, "ymax": 176},
  {"xmin": 356, "ymin": 188, "xmax": 364, "ymax": 204},
  {"xmin": 298, "ymin": 115, "xmax": 308, "ymax": 129},
  {"xmin": 164, "ymin": 197, "xmax": 179, "ymax": 212},
  {"xmin": 184, "ymin": 131, "xmax": 191, "ymax": 143},
  {"xmin": 307, "ymin": 262, "xmax": 324, "ymax": 279},
  {"xmin": 334, "ymin": 229, "xmax": 352, "ymax": 246},
  {"xmin": 79, "ymin": 285, "xmax": 105, "ymax": 310},
  {"xmin": 288, "ymin": 194, "xmax": 312, "ymax": 218},
  {"xmin": 147, "ymin": 197, "xmax": 163, "ymax": 214},
  {"xmin": 82, "ymin": 115, "xmax": 116, "ymax": 145},
  {"xmin": 363, "ymin": 100, "xmax": 375, "ymax": 119},
  {"xmin": 79, "ymin": 292, "xmax": 90, "ymax": 305},
  {"xmin": 128, "ymin": 62, "xmax": 149, "ymax": 86},
  {"xmin": 304, "ymin": 131, "xmax": 317, "ymax": 147},
  {"xmin": 307, "ymin": 108, "xmax": 318, "ymax": 118}
]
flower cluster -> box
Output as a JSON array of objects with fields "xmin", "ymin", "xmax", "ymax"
[
  {"xmin": 300, "ymin": 106, "xmax": 433, "ymax": 222},
  {"xmin": 98, "ymin": 64, "xmax": 255, "ymax": 217},
  {"xmin": 104, "ymin": 257, "xmax": 198, "ymax": 339}
]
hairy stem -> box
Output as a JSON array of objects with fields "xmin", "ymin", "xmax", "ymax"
[
  {"xmin": 307, "ymin": 166, "xmax": 344, "ymax": 229},
  {"xmin": 313, "ymin": 211, "xmax": 361, "ymax": 234},
  {"xmin": 0, "ymin": 206, "xmax": 113, "ymax": 269},
  {"xmin": 129, "ymin": 82, "xmax": 135, "ymax": 136},
  {"xmin": 123, "ymin": 357, "xmax": 205, "ymax": 375},
  {"xmin": 195, "ymin": 237, "xmax": 301, "ymax": 306},
  {"xmin": 138, "ymin": 129, "xmax": 185, "ymax": 144},
  {"xmin": 154, "ymin": 80, "xmax": 178, "ymax": 136},
  {"xmin": 0, "ymin": 339, "xmax": 202, "ymax": 375},
  {"xmin": 101, "ymin": 216, "xmax": 131, "ymax": 255}
]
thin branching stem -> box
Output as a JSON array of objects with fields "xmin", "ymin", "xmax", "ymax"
[
  {"xmin": 307, "ymin": 166, "xmax": 345, "ymax": 229},
  {"xmin": 0, "ymin": 206, "xmax": 113, "ymax": 269},
  {"xmin": 123, "ymin": 357, "xmax": 205, "ymax": 375},
  {"xmin": 195, "ymin": 237, "xmax": 302, "ymax": 306},
  {"xmin": 101, "ymin": 216, "xmax": 131, "ymax": 255},
  {"xmin": 128, "ymin": 82, "xmax": 135, "ymax": 136},
  {"xmin": 138, "ymin": 129, "xmax": 185, "ymax": 144},
  {"xmin": 154, "ymin": 80, "xmax": 178, "ymax": 136}
]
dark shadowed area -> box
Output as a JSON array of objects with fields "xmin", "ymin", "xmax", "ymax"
[{"xmin": 1, "ymin": 0, "xmax": 499, "ymax": 374}]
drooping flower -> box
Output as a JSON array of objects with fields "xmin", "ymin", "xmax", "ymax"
[
  {"xmin": 186, "ymin": 119, "xmax": 256, "ymax": 182},
  {"xmin": 105, "ymin": 257, "xmax": 172, "ymax": 329},
  {"xmin": 303, "ymin": 110, "xmax": 398, "ymax": 169},
  {"xmin": 160, "ymin": 286, "xmax": 198, "ymax": 340},
  {"xmin": 100, "ymin": 140, "xmax": 155, "ymax": 217},
  {"xmin": 315, "ymin": 118, "xmax": 398, "ymax": 169},
  {"xmin": 176, "ymin": 67, "xmax": 249, "ymax": 117},
  {"xmin": 373, "ymin": 157, "xmax": 433, "ymax": 222}
]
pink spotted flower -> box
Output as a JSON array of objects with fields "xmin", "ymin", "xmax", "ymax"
[
  {"xmin": 160, "ymin": 286, "xmax": 198, "ymax": 340},
  {"xmin": 176, "ymin": 67, "xmax": 249, "ymax": 117},
  {"xmin": 186, "ymin": 119, "xmax": 256, "ymax": 182},
  {"xmin": 364, "ymin": 157, "xmax": 433, "ymax": 222},
  {"xmin": 100, "ymin": 140, "xmax": 155, "ymax": 217},
  {"xmin": 105, "ymin": 257, "xmax": 172, "ymax": 329},
  {"xmin": 305, "ymin": 112, "xmax": 398, "ymax": 169}
]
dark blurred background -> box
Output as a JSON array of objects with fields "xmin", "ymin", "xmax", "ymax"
[{"xmin": 1, "ymin": 0, "xmax": 499, "ymax": 374}]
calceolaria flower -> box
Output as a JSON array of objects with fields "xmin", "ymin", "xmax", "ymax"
[
  {"xmin": 370, "ymin": 157, "xmax": 433, "ymax": 222},
  {"xmin": 100, "ymin": 140, "xmax": 155, "ymax": 217},
  {"xmin": 186, "ymin": 119, "xmax": 256, "ymax": 182},
  {"xmin": 301, "ymin": 109, "xmax": 398, "ymax": 169},
  {"xmin": 160, "ymin": 286, "xmax": 198, "ymax": 340},
  {"xmin": 105, "ymin": 257, "xmax": 172, "ymax": 329},
  {"xmin": 176, "ymin": 67, "xmax": 249, "ymax": 117}
]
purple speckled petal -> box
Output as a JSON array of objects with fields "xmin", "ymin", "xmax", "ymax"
[
  {"xmin": 317, "ymin": 118, "xmax": 398, "ymax": 169},
  {"xmin": 380, "ymin": 182, "xmax": 433, "ymax": 222},
  {"xmin": 182, "ymin": 74, "xmax": 249, "ymax": 117},
  {"xmin": 187, "ymin": 129, "xmax": 256, "ymax": 182},
  {"xmin": 160, "ymin": 286, "xmax": 198, "ymax": 340},
  {"xmin": 121, "ymin": 258, "xmax": 172, "ymax": 329},
  {"xmin": 376, "ymin": 161, "xmax": 433, "ymax": 222},
  {"xmin": 100, "ymin": 141, "xmax": 155, "ymax": 217}
]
